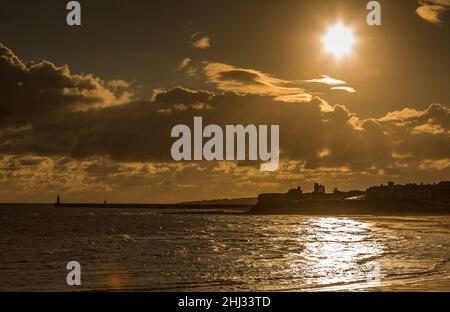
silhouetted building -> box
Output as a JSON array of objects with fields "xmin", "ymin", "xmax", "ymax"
[
  {"xmin": 366, "ymin": 181, "xmax": 450, "ymax": 202},
  {"xmin": 259, "ymin": 183, "xmax": 341, "ymax": 204},
  {"xmin": 314, "ymin": 182, "xmax": 325, "ymax": 194},
  {"xmin": 287, "ymin": 186, "xmax": 303, "ymax": 196},
  {"xmin": 256, "ymin": 180, "xmax": 450, "ymax": 210},
  {"xmin": 285, "ymin": 186, "xmax": 302, "ymax": 202}
]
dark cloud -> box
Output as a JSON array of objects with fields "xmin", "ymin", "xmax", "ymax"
[
  {"xmin": 379, "ymin": 103, "xmax": 450, "ymax": 161},
  {"xmin": 218, "ymin": 70, "xmax": 265, "ymax": 85},
  {"xmin": 0, "ymin": 43, "xmax": 133, "ymax": 128},
  {"xmin": 152, "ymin": 86, "xmax": 213, "ymax": 109},
  {"xmin": 1, "ymin": 77, "xmax": 448, "ymax": 175}
]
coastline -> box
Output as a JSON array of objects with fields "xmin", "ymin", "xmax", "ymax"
[{"xmin": 47, "ymin": 199, "xmax": 450, "ymax": 216}]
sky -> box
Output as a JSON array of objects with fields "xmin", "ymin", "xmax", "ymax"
[{"xmin": 0, "ymin": 0, "xmax": 449, "ymax": 203}]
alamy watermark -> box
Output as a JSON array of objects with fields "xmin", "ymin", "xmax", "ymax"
[
  {"xmin": 171, "ymin": 117, "xmax": 280, "ymax": 172},
  {"xmin": 66, "ymin": 261, "xmax": 81, "ymax": 286},
  {"xmin": 367, "ymin": 1, "xmax": 382, "ymax": 26}
]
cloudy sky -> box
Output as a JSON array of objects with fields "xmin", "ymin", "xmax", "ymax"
[{"xmin": 0, "ymin": 0, "xmax": 449, "ymax": 203}]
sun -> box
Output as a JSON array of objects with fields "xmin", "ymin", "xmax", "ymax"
[{"xmin": 323, "ymin": 23, "xmax": 355, "ymax": 59}]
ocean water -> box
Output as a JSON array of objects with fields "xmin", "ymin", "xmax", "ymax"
[{"xmin": 0, "ymin": 205, "xmax": 449, "ymax": 291}]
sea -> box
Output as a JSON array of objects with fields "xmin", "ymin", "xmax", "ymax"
[{"xmin": 0, "ymin": 204, "xmax": 449, "ymax": 291}]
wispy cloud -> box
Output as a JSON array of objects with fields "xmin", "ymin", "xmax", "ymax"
[
  {"xmin": 304, "ymin": 75, "xmax": 346, "ymax": 85},
  {"xmin": 419, "ymin": 158, "xmax": 450, "ymax": 170},
  {"xmin": 331, "ymin": 86, "xmax": 356, "ymax": 93},
  {"xmin": 202, "ymin": 63, "xmax": 359, "ymax": 101},
  {"xmin": 203, "ymin": 62, "xmax": 310, "ymax": 101},
  {"xmin": 303, "ymin": 75, "xmax": 356, "ymax": 93}
]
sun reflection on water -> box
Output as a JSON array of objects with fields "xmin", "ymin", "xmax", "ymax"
[{"xmin": 290, "ymin": 218, "xmax": 383, "ymax": 290}]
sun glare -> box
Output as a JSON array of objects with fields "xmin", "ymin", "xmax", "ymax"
[{"xmin": 323, "ymin": 23, "xmax": 355, "ymax": 59}]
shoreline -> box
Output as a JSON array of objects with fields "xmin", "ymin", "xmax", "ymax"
[{"xmin": 2, "ymin": 201, "xmax": 449, "ymax": 216}]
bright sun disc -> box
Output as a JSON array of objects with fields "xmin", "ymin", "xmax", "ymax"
[{"xmin": 323, "ymin": 23, "xmax": 355, "ymax": 59}]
